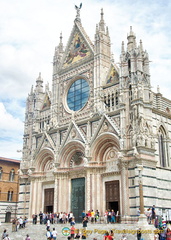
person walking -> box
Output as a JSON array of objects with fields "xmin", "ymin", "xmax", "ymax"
[
  {"xmin": 1, "ymin": 229, "xmax": 7, "ymax": 239},
  {"xmin": 46, "ymin": 229, "xmax": 52, "ymax": 240}
]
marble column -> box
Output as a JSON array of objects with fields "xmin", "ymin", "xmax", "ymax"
[{"xmin": 120, "ymin": 161, "xmax": 129, "ymax": 216}]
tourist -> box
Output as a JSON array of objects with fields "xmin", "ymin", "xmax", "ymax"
[
  {"xmin": 103, "ymin": 231, "xmax": 113, "ymax": 240},
  {"xmin": 25, "ymin": 234, "xmax": 31, "ymax": 240},
  {"xmin": 11, "ymin": 218, "xmax": 17, "ymax": 232},
  {"xmin": 137, "ymin": 228, "xmax": 141, "ymax": 240},
  {"xmin": 23, "ymin": 216, "xmax": 28, "ymax": 228},
  {"xmin": 51, "ymin": 227, "xmax": 57, "ymax": 240},
  {"xmin": 46, "ymin": 219, "xmax": 50, "ymax": 230},
  {"xmin": 19, "ymin": 216, "xmax": 23, "ymax": 229},
  {"xmin": 111, "ymin": 210, "xmax": 116, "ymax": 223},
  {"xmin": 1, "ymin": 229, "xmax": 7, "ymax": 239},
  {"xmin": 82, "ymin": 210, "xmax": 86, "ymax": 219},
  {"xmin": 109, "ymin": 230, "xmax": 114, "ymax": 239},
  {"xmin": 107, "ymin": 210, "xmax": 112, "ymax": 223},
  {"xmin": 70, "ymin": 217, "xmax": 75, "ymax": 226},
  {"xmin": 46, "ymin": 229, "xmax": 52, "ymax": 240},
  {"xmin": 82, "ymin": 217, "xmax": 88, "ymax": 230},
  {"xmin": 75, "ymin": 229, "xmax": 80, "ymax": 239},
  {"xmin": 91, "ymin": 210, "xmax": 95, "ymax": 223},
  {"xmin": 104, "ymin": 210, "xmax": 108, "ymax": 224},
  {"xmin": 152, "ymin": 205, "xmax": 156, "ymax": 225},
  {"xmin": 70, "ymin": 225, "xmax": 76, "ymax": 239},
  {"xmin": 95, "ymin": 210, "xmax": 99, "ymax": 223},
  {"xmin": 39, "ymin": 211, "xmax": 43, "ymax": 224},
  {"xmin": 159, "ymin": 226, "xmax": 166, "ymax": 240},
  {"xmin": 166, "ymin": 228, "xmax": 171, "ymax": 240},
  {"xmin": 87, "ymin": 210, "xmax": 91, "ymax": 222},
  {"xmin": 54, "ymin": 212, "xmax": 57, "ymax": 224},
  {"xmin": 3, "ymin": 234, "xmax": 11, "ymax": 240}
]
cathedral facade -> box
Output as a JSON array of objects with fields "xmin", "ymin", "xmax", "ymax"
[{"xmin": 18, "ymin": 8, "xmax": 171, "ymax": 221}]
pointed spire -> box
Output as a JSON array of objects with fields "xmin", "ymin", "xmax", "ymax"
[
  {"xmin": 127, "ymin": 26, "xmax": 136, "ymax": 51},
  {"xmin": 139, "ymin": 39, "xmax": 143, "ymax": 52},
  {"xmin": 96, "ymin": 24, "xmax": 98, "ymax": 33},
  {"xmin": 59, "ymin": 32, "xmax": 64, "ymax": 53},
  {"xmin": 157, "ymin": 85, "xmax": 160, "ymax": 93},
  {"xmin": 121, "ymin": 41, "xmax": 125, "ymax": 54},
  {"xmin": 106, "ymin": 26, "xmax": 109, "ymax": 36},
  {"xmin": 99, "ymin": 8, "xmax": 105, "ymax": 32},
  {"xmin": 30, "ymin": 85, "xmax": 33, "ymax": 95},
  {"xmin": 35, "ymin": 72, "xmax": 43, "ymax": 93},
  {"xmin": 111, "ymin": 53, "xmax": 114, "ymax": 63}
]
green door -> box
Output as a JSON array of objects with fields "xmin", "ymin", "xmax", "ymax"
[{"xmin": 71, "ymin": 178, "xmax": 85, "ymax": 222}]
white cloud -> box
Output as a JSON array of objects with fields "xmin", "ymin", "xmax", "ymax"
[
  {"xmin": 0, "ymin": 102, "xmax": 23, "ymax": 159},
  {"xmin": 0, "ymin": 0, "xmax": 171, "ymax": 158}
]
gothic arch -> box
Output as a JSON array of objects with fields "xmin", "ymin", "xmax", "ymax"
[
  {"xmin": 59, "ymin": 140, "xmax": 85, "ymax": 168},
  {"xmin": 35, "ymin": 148, "xmax": 54, "ymax": 172},
  {"xmin": 157, "ymin": 125, "xmax": 169, "ymax": 167},
  {"xmin": 91, "ymin": 132, "xmax": 119, "ymax": 162}
]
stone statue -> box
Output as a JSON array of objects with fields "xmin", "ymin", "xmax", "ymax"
[{"xmin": 75, "ymin": 3, "xmax": 82, "ymax": 20}]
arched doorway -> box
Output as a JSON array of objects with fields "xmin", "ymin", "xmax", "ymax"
[{"xmin": 5, "ymin": 212, "xmax": 11, "ymax": 223}]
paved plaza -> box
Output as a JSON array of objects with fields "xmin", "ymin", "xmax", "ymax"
[{"xmin": 0, "ymin": 221, "xmax": 158, "ymax": 240}]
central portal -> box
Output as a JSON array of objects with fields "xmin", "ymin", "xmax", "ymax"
[{"xmin": 71, "ymin": 178, "xmax": 85, "ymax": 222}]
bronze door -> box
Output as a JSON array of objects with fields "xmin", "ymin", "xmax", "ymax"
[
  {"xmin": 105, "ymin": 180, "xmax": 120, "ymax": 214},
  {"xmin": 44, "ymin": 188, "xmax": 54, "ymax": 213},
  {"xmin": 71, "ymin": 178, "xmax": 85, "ymax": 222}
]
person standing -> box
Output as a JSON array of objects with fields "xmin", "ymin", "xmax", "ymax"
[
  {"xmin": 39, "ymin": 211, "xmax": 43, "ymax": 224},
  {"xmin": 82, "ymin": 217, "xmax": 88, "ymax": 230},
  {"xmin": 82, "ymin": 210, "xmax": 86, "ymax": 219},
  {"xmin": 166, "ymin": 228, "xmax": 171, "ymax": 240},
  {"xmin": 51, "ymin": 227, "xmax": 57, "ymax": 240},
  {"xmin": 91, "ymin": 210, "xmax": 95, "ymax": 223},
  {"xmin": 70, "ymin": 225, "xmax": 76, "ymax": 239},
  {"xmin": 11, "ymin": 218, "xmax": 16, "ymax": 232},
  {"xmin": 152, "ymin": 205, "xmax": 156, "ymax": 225},
  {"xmin": 137, "ymin": 228, "xmax": 142, "ymax": 240}
]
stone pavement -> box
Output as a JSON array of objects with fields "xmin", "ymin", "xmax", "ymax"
[{"xmin": 0, "ymin": 222, "xmax": 157, "ymax": 240}]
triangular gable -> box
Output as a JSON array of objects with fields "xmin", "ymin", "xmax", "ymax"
[
  {"xmin": 60, "ymin": 120, "xmax": 87, "ymax": 148},
  {"xmin": 33, "ymin": 132, "xmax": 55, "ymax": 159},
  {"xmin": 62, "ymin": 22, "xmax": 94, "ymax": 68},
  {"xmin": 41, "ymin": 94, "xmax": 51, "ymax": 110},
  {"xmin": 106, "ymin": 64, "xmax": 119, "ymax": 85},
  {"xmin": 90, "ymin": 114, "xmax": 120, "ymax": 145}
]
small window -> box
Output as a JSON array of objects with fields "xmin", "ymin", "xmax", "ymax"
[
  {"xmin": 0, "ymin": 167, "xmax": 2, "ymax": 180},
  {"xmin": 9, "ymin": 169, "xmax": 15, "ymax": 182},
  {"xmin": 7, "ymin": 191, "xmax": 13, "ymax": 201}
]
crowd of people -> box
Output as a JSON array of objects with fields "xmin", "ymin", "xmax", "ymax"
[{"xmin": 2, "ymin": 206, "xmax": 171, "ymax": 240}]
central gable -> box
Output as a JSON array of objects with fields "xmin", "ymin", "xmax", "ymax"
[{"xmin": 62, "ymin": 22, "xmax": 94, "ymax": 69}]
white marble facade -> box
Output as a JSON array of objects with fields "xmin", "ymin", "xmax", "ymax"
[{"xmin": 18, "ymin": 8, "xmax": 171, "ymax": 220}]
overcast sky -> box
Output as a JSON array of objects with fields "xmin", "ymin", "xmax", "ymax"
[{"xmin": 0, "ymin": 0, "xmax": 171, "ymax": 160}]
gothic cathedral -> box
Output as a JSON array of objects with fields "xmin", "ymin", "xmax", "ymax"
[{"xmin": 18, "ymin": 8, "xmax": 171, "ymax": 221}]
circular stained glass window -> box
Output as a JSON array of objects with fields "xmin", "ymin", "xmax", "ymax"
[{"xmin": 67, "ymin": 79, "xmax": 89, "ymax": 111}]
